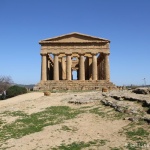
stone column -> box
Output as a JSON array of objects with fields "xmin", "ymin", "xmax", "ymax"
[
  {"xmin": 58, "ymin": 58, "xmax": 62, "ymax": 80},
  {"xmin": 61, "ymin": 56, "xmax": 66, "ymax": 80},
  {"xmin": 66, "ymin": 54, "xmax": 72, "ymax": 80},
  {"xmin": 98, "ymin": 63, "xmax": 101, "ymax": 80},
  {"xmin": 89, "ymin": 57, "xmax": 92, "ymax": 80},
  {"xmin": 41, "ymin": 54, "xmax": 47, "ymax": 81},
  {"xmin": 53, "ymin": 54, "xmax": 59, "ymax": 80},
  {"xmin": 47, "ymin": 58, "xmax": 50, "ymax": 80},
  {"xmin": 47, "ymin": 55, "xmax": 51, "ymax": 80},
  {"xmin": 79, "ymin": 54, "xmax": 85, "ymax": 80},
  {"xmin": 104, "ymin": 54, "xmax": 110, "ymax": 81},
  {"xmin": 85, "ymin": 57, "xmax": 89, "ymax": 80},
  {"xmin": 92, "ymin": 54, "xmax": 97, "ymax": 80}
]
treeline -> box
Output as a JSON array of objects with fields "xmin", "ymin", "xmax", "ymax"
[{"xmin": 0, "ymin": 76, "xmax": 27, "ymax": 100}]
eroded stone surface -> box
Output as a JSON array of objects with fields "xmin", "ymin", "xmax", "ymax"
[
  {"xmin": 101, "ymin": 90, "xmax": 150, "ymax": 123},
  {"xmin": 132, "ymin": 87, "xmax": 150, "ymax": 95}
]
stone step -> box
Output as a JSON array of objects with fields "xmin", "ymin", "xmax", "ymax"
[{"xmin": 34, "ymin": 80, "xmax": 116, "ymax": 91}]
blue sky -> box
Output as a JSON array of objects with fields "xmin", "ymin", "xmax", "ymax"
[{"xmin": 0, "ymin": 0, "xmax": 150, "ymax": 86}]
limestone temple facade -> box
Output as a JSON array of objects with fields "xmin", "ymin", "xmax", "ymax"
[{"xmin": 35, "ymin": 32, "xmax": 116, "ymax": 91}]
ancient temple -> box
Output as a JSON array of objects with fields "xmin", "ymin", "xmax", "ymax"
[{"xmin": 35, "ymin": 32, "xmax": 115, "ymax": 91}]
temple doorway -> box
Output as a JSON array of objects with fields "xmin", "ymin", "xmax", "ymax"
[{"xmin": 72, "ymin": 70, "xmax": 77, "ymax": 80}]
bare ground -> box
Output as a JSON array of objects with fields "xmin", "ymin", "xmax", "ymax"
[{"xmin": 0, "ymin": 91, "xmax": 150, "ymax": 150}]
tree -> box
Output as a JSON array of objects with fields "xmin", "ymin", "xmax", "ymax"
[
  {"xmin": 6, "ymin": 85, "xmax": 27, "ymax": 98},
  {"xmin": 0, "ymin": 76, "xmax": 13, "ymax": 93}
]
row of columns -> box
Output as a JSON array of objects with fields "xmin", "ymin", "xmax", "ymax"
[{"xmin": 41, "ymin": 53, "xmax": 110, "ymax": 81}]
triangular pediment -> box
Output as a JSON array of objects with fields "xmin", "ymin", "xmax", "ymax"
[{"xmin": 39, "ymin": 32, "xmax": 110, "ymax": 44}]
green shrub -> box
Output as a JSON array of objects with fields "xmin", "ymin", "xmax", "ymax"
[
  {"xmin": 6, "ymin": 85, "xmax": 27, "ymax": 98},
  {"xmin": 0, "ymin": 93, "xmax": 5, "ymax": 100}
]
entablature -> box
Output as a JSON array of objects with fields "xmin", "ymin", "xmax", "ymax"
[{"xmin": 41, "ymin": 49, "xmax": 109, "ymax": 55}]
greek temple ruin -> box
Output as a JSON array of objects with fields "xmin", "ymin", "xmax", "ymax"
[{"xmin": 35, "ymin": 32, "xmax": 116, "ymax": 90}]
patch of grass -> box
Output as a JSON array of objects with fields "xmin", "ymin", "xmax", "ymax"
[
  {"xmin": 125, "ymin": 127, "xmax": 150, "ymax": 144},
  {"xmin": 0, "ymin": 106, "xmax": 83, "ymax": 142},
  {"xmin": 137, "ymin": 141, "xmax": 148, "ymax": 146},
  {"xmin": 89, "ymin": 106, "xmax": 126, "ymax": 120},
  {"xmin": 110, "ymin": 147, "xmax": 123, "ymax": 150},
  {"xmin": 89, "ymin": 107, "xmax": 106, "ymax": 118},
  {"xmin": 0, "ymin": 119, "xmax": 6, "ymax": 128},
  {"xmin": 1, "ymin": 111, "xmax": 27, "ymax": 117},
  {"xmin": 113, "ymin": 112, "xmax": 125, "ymax": 119},
  {"xmin": 80, "ymin": 106, "xmax": 93, "ymax": 109},
  {"xmin": 52, "ymin": 141, "xmax": 90, "ymax": 150},
  {"xmin": 135, "ymin": 120, "xmax": 146, "ymax": 126},
  {"xmin": 51, "ymin": 139, "xmax": 107, "ymax": 150},
  {"xmin": 120, "ymin": 122, "xmax": 150, "ymax": 148},
  {"xmin": 0, "ymin": 119, "xmax": 4, "ymax": 125},
  {"xmin": 126, "ymin": 128, "xmax": 149, "ymax": 141}
]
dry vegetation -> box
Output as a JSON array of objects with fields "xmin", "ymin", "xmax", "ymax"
[{"xmin": 0, "ymin": 76, "xmax": 13, "ymax": 93}]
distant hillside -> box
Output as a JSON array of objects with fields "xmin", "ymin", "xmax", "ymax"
[{"xmin": 15, "ymin": 84, "xmax": 35, "ymax": 89}]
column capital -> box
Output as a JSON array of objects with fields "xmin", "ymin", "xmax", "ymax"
[
  {"xmin": 78, "ymin": 53, "xmax": 85, "ymax": 56},
  {"xmin": 65, "ymin": 53, "xmax": 72, "ymax": 56},
  {"xmin": 53, "ymin": 53, "xmax": 59, "ymax": 56},
  {"xmin": 40, "ymin": 53, "xmax": 47, "ymax": 56},
  {"xmin": 102, "ymin": 53, "xmax": 110, "ymax": 56},
  {"xmin": 91, "ymin": 53, "xmax": 97, "ymax": 56}
]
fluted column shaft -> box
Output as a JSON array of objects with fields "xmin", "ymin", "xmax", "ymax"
[
  {"xmin": 41, "ymin": 54, "xmax": 47, "ymax": 81},
  {"xmin": 92, "ymin": 54, "xmax": 97, "ymax": 80},
  {"xmin": 47, "ymin": 58, "xmax": 50, "ymax": 80},
  {"xmin": 61, "ymin": 57, "xmax": 66, "ymax": 80},
  {"xmin": 104, "ymin": 54, "xmax": 110, "ymax": 81},
  {"xmin": 88, "ymin": 57, "xmax": 92, "ymax": 80},
  {"xmin": 79, "ymin": 54, "xmax": 85, "ymax": 80},
  {"xmin": 53, "ymin": 54, "xmax": 59, "ymax": 80},
  {"xmin": 66, "ymin": 54, "xmax": 71, "ymax": 80}
]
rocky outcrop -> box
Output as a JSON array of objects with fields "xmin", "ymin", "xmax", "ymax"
[
  {"xmin": 132, "ymin": 87, "xmax": 150, "ymax": 95},
  {"xmin": 103, "ymin": 91, "xmax": 150, "ymax": 106},
  {"xmin": 101, "ymin": 97, "xmax": 139, "ymax": 114},
  {"xmin": 102, "ymin": 91, "xmax": 150, "ymax": 123},
  {"xmin": 67, "ymin": 94, "xmax": 101, "ymax": 104},
  {"xmin": 65, "ymin": 89, "xmax": 150, "ymax": 123}
]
